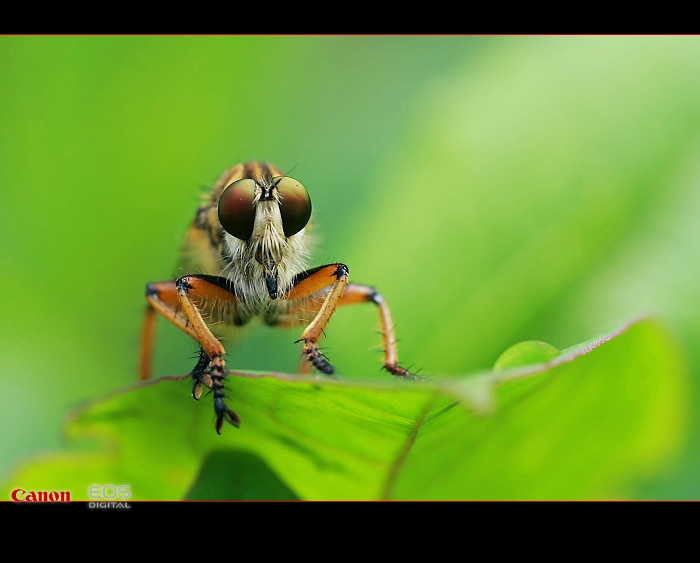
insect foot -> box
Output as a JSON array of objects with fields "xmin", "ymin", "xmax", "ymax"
[
  {"xmin": 383, "ymin": 363, "xmax": 420, "ymax": 380},
  {"xmin": 214, "ymin": 396, "xmax": 241, "ymax": 434},
  {"xmin": 301, "ymin": 339, "xmax": 335, "ymax": 375},
  {"xmin": 209, "ymin": 356, "xmax": 241, "ymax": 433},
  {"xmin": 190, "ymin": 348, "xmax": 212, "ymax": 401}
]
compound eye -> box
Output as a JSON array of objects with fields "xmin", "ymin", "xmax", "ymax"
[
  {"xmin": 274, "ymin": 176, "xmax": 312, "ymax": 237},
  {"xmin": 218, "ymin": 178, "xmax": 257, "ymax": 241}
]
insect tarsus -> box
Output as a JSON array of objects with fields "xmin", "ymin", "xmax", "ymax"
[
  {"xmin": 190, "ymin": 347, "xmax": 211, "ymax": 400},
  {"xmin": 189, "ymin": 348, "xmax": 240, "ymax": 432},
  {"xmin": 209, "ymin": 356, "xmax": 241, "ymax": 433}
]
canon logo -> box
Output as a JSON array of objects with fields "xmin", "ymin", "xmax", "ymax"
[{"xmin": 11, "ymin": 489, "xmax": 71, "ymax": 502}]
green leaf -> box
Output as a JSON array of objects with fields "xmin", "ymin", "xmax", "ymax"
[
  {"xmin": 2, "ymin": 319, "xmax": 687, "ymax": 500},
  {"xmin": 392, "ymin": 320, "xmax": 689, "ymax": 499},
  {"xmin": 185, "ymin": 451, "xmax": 299, "ymax": 500},
  {"xmin": 493, "ymin": 341, "xmax": 560, "ymax": 371}
]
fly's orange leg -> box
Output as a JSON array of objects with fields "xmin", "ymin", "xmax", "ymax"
[
  {"xmin": 140, "ymin": 281, "xmax": 200, "ymax": 381},
  {"xmin": 141, "ymin": 281, "xmax": 214, "ymax": 398},
  {"xmin": 287, "ymin": 264, "xmax": 350, "ymax": 375},
  {"xmin": 284, "ymin": 266, "xmax": 414, "ymax": 378},
  {"xmin": 176, "ymin": 275, "xmax": 241, "ymax": 432},
  {"xmin": 338, "ymin": 284, "xmax": 415, "ymax": 378},
  {"xmin": 143, "ymin": 274, "xmax": 241, "ymax": 433},
  {"xmin": 140, "ymin": 304, "xmax": 157, "ymax": 380}
]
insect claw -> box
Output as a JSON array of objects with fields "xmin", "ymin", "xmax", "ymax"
[
  {"xmin": 189, "ymin": 347, "xmax": 212, "ymax": 400},
  {"xmin": 190, "ymin": 372, "xmax": 212, "ymax": 401},
  {"xmin": 192, "ymin": 379, "xmax": 203, "ymax": 400},
  {"xmin": 214, "ymin": 397, "xmax": 240, "ymax": 433},
  {"xmin": 225, "ymin": 409, "xmax": 241, "ymax": 428}
]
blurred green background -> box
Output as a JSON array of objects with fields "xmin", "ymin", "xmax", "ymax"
[{"xmin": 2, "ymin": 35, "xmax": 700, "ymax": 499}]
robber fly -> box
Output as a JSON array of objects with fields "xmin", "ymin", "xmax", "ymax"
[{"xmin": 140, "ymin": 161, "xmax": 414, "ymax": 433}]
